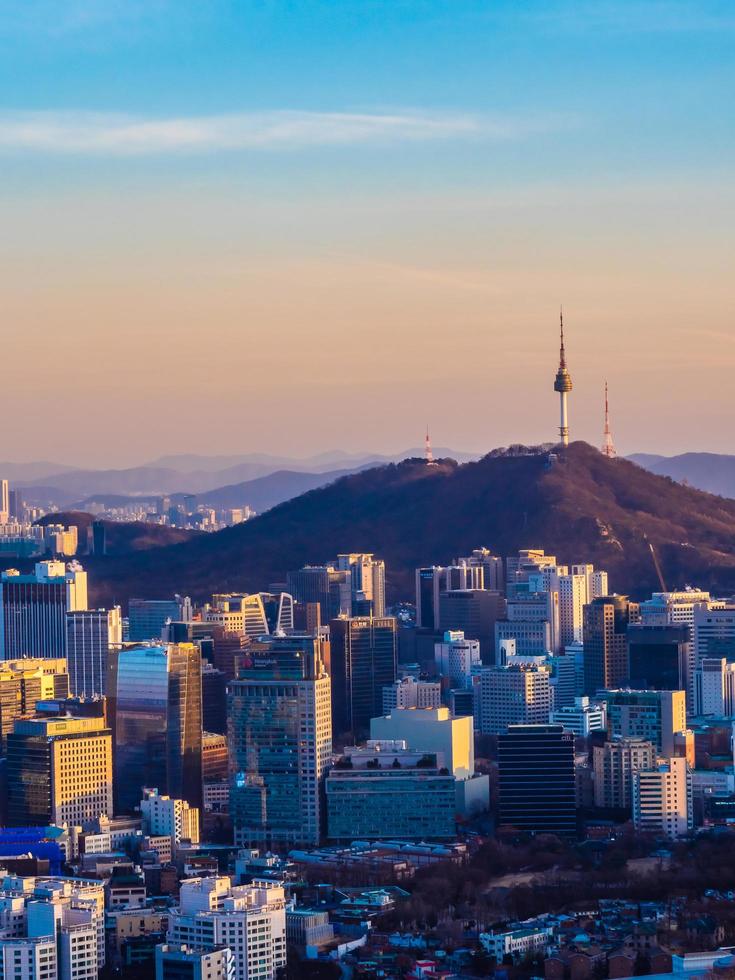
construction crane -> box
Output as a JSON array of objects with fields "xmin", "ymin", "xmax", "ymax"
[{"xmin": 644, "ymin": 533, "xmax": 668, "ymax": 593}]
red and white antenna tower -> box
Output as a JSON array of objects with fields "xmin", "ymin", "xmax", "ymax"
[{"xmin": 601, "ymin": 381, "xmax": 616, "ymax": 458}]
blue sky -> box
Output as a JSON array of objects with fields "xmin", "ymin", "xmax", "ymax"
[{"xmin": 1, "ymin": 0, "xmax": 733, "ymax": 464}]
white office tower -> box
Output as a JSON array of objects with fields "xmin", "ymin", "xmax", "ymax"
[
  {"xmin": 141, "ymin": 789, "xmax": 200, "ymax": 848},
  {"xmin": 505, "ymin": 550, "xmax": 558, "ymax": 593},
  {"xmin": 435, "ymin": 630, "xmax": 481, "ymax": 689},
  {"xmin": 65, "ymin": 607, "xmax": 122, "ymax": 697},
  {"xmin": 0, "ymin": 938, "xmax": 57, "ymax": 980},
  {"xmin": 550, "ymin": 696, "xmax": 606, "ymax": 737},
  {"xmin": 548, "ymin": 651, "xmax": 579, "ymax": 708},
  {"xmin": 572, "ymin": 564, "xmax": 608, "ymax": 602},
  {"xmin": 166, "ymin": 878, "xmax": 286, "ymax": 980},
  {"xmin": 335, "ymin": 553, "xmax": 386, "ymax": 617},
  {"xmin": 0, "ymin": 480, "xmax": 9, "ymax": 525},
  {"xmin": 382, "ymin": 676, "xmax": 442, "ymax": 713},
  {"xmin": 633, "ymin": 757, "xmax": 693, "ymax": 840},
  {"xmin": 695, "ymin": 658, "xmax": 735, "ymax": 716},
  {"xmin": 26, "ymin": 897, "xmax": 100, "ymax": 980},
  {"xmin": 0, "ymin": 561, "xmax": 88, "ymax": 660},
  {"xmin": 528, "ymin": 563, "xmax": 608, "ymax": 648},
  {"xmin": 593, "ymin": 738, "xmax": 656, "ymax": 809},
  {"xmin": 454, "ymin": 548, "xmax": 504, "ymax": 592},
  {"xmin": 477, "ymin": 663, "xmax": 551, "ymax": 735}
]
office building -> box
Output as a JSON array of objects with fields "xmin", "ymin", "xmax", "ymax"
[
  {"xmin": 0, "ymin": 658, "xmax": 70, "ymax": 751},
  {"xmin": 202, "ymin": 732, "xmax": 228, "ymax": 784},
  {"xmin": 286, "ymin": 565, "xmax": 351, "ymax": 621},
  {"xmin": 112, "ymin": 643, "xmax": 203, "ymax": 813},
  {"xmin": 228, "ymin": 634, "xmax": 331, "ymax": 848},
  {"xmin": 694, "ymin": 605, "xmax": 735, "ymax": 662},
  {"xmin": 0, "ymin": 937, "xmax": 57, "ymax": 980},
  {"xmin": 550, "ymin": 696, "xmax": 606, "ymax": 737},
  {"xmin": 548, "ymin": 651, "xmax": 579, "ymax": 709},
  {"xmin": 593, "ymin": 738, "xmax": 656, "ymax": 809},
  {"xmin": 497, "ymin": 724, "xmax": 577, "ymax": 837},
  {"xmin": 438, "ymin": 590, "xmax": 504, "ymax": 662},
  {"xmin": 127, "ymin": 597, "xmax": 192, "ymax": 643},
  {"xmin": 141, "ymin": 789, "xmax": 200, "ymax": 847},
  {"xmin": 695, "ymin": 658, "xmax": 735, "ymax": 716},
  {"xmin": 155, "ymin": 944, "xmax": 234, "ymax": 980},
  {"xmin": 382, "ymin": 676, "xmax": 441, "ymax": 712},
  {"xmin": 454, "ymin": 548, "xmax": 504, "ymax": 592},
  {"xmin": 201, "ymin": 664, "xmax": 227, "ymax": 735},
  {"xmin": 335, "ymin": 553, "xmax": 386, "ymax": 617},
  {"xmin": 6, "ymin": 715, "xmax": 112, "ymax": 828},
  {"xmin": 65, "ymin": 607, "xmax": 122, "ymax": 698},
  {"xmin": 583, "ymin": 595, "xmax": 640, "ymax": 695},
  {"xmin": 0, "ymin": 479, "xmax": 8, "ymax": 525},
  {"xmin": 370, "ymin": 706, "xmax": 474, "ymax": 779},
  {"xmin": 42, "ymin": 525, "xmax": 78, "ymax": 558},
  {"xmin": 627, "ymin": 623, "xmax": 689, "ymax": 692},
  {"xmin": 633, "ymin": 757, "xmax": 693, "ymax": 840},
  {"xmin": 0, "ymin": 561, "xmax": 88, "ymax": 660},
  {"xmin": 166, "ymin": 877, "xmax": 286, "ymax": 980},
  {"xmin": 601, "ymin": 688, "xmax": 686, "ymax": 757},
  {"xmin": 329, "ymin": 616, "xmax": 397, "ymax": 736},
  {"xmin": 434, "ymin": 630, "xmax": 481, "ymax": 689},
  {"xmin": 477, "ymin": 664, "xmax": 552, "ymax": 735},
  {"xmin": 415, "ymin": 566, "xmax": 444, "ymax": 631},
  {"xmin": 505, "ymin": 550, "xmax": 559, "ymax": 592},
  {"xmin": 326, "ymin": 741, "xmax": 457, "ymax": 841}
]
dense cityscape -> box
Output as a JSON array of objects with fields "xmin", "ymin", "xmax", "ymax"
[{"xmin": 1, "ymin": 335, "xmax": 735, "ymax": 980}]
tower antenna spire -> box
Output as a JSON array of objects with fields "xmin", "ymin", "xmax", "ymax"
[
  {"xmin": 425, "ymin": 424, "xmax": 436, "ymax": 466},
  {"xmin": 601, "ymin": 381, "xmax": 616, "ymax": 458},
  {"xmin": 553, "ymin": 307, "xmax": 573, "ymax": 446}
]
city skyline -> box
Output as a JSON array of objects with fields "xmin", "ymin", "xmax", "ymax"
[{"xmin": 1, "ymin": 0, "xmax": 733, "ymax": 465}]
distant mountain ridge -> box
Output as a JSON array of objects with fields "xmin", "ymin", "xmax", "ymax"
[
  {"xmin": 628, "ymin": 452, "xmax": 735, "ymax": 499},
  {"xmin": 85, "ymin": 442, "xmax": 735, "ymax": 610}
]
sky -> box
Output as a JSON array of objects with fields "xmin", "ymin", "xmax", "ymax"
[{"xmin": 1, "ymin": 0, "xmax": 733, "ymax": 467}]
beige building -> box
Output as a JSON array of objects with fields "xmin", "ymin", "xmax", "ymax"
[
  {"xmin": 7, "ymin": 716, "xmax": 112, "ymax": 828},
  {"xmin": 593, "ymin": 737, "xmax": 656, "ymax": 809},
  {"xmin": 633, "ymin": 756, "xmax": 692, "ymax": 840},
  {"xmin": 140, "ymin": 789, "xmax": 200, "ymax": 847}
]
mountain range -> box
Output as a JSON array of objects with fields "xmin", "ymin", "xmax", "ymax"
[{"xmin": 80, "ymin": 442, "xmax": 735, "ymax": 610}]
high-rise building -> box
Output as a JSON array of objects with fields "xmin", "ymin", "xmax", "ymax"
[
  {"xmin": 415, "ymin": 566, "xmax": 444, "ymax": 631},
  {"xmin": 228, "ymin": 634, "xmax": 331, "ymax": 848},
  {"xmin": 201, "ymin": 663, "xmax": 227, "ymax": 735},
  {"xmin": 370, "ymin": 707, "xmax": 474, "ymax": 779},
  {"xmin": 335, "ymin": 554, "xmax": 386, "ymax": 618},
  {"xmin": 477, "ymin": 664, "xmax": 552, "ymax": 735},
  {"xmin": 0, "ymin": 561, "xmax": 88, "ymax": 660},
  {"xmin": 593, "ymin": 737, "xmax": 656, "ymax": 809},
  {"xmin": 434, "ymin": 630, "xmax": 481, "ymax": 689},
  {"xmin": 438, "ymin": 590, "xmax": 504, "ymax": 662},
  {"xmin": 0, "ymin": 937, "xmax": 57, "ymax": 980},
  {"xmin": 0, "ymin": 480, "xmax": 8, "ymax": 525},
  {"xmin": 626, "ymin": 623, "xmax": 689, "ymax": 693},
  {"xmin": 141, "ymin": 788, "xmax": 200, "ymax": 848},
  {"xmin": 111, "ymin": 643, "xmax": 203, "ymax": 813},
  {"xmin": 6, "ymin": 715, "xmax": 112, "ymax": 828},
  {"xmin": 695, "ymin": 658, "xmax": 735, "ymax": 716},
  {"xmin": 286, "ymin": 566, "xmax": 351, "ymax": 621},
  {"xmin": 495, "ymin": 619, "xmax": 551, "ymax": 659},
  {"xmin": 166, "ymin": 878, "xmax": 286, "ymax": 980},
  {"xmin": 155, "ymin": 944, "xmax": 234, "ymax": 980},
  {"xmin": 382, "ymin": 676, "xmax": 441, "ymax": 712},
  {"xmin": 601, "ymin": 688, "xmax": 687, "ymax": 757},
  {"xmin": 583, "ymin": 595, "xmax": 640, "ymax": 695},
  {"xmin": 65, "ymin": 607, "xmax": 122, "ymax": 698},
  {"xmin": 632, "ymin": 757, "xmax": 692, "ymax": 840},
  {"xmin": 497, "ymin": 724, "xmax": 577, "ymax": 837},
  {"xmin": 329, "ymin": 616, "xmax": 397, "ymax": 737},
  {"xmin": 127, "ymin": 596, "xmax": 193, "ymax": 642},
  {"xmin": 693, "ymin": 605, "xmax": 735, "ymax": 663},
  {"xmin": 0, "ymin": 658, "xmax": 70, "ymax": 751}
]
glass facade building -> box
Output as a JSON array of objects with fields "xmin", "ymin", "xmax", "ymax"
[
  {"xmin": 329, "ymin": 616, "xmax": 398, "ymax": 737},
  {"xmin": 112, "ymin": 643, "xmax": 202, "ymax": 813}
]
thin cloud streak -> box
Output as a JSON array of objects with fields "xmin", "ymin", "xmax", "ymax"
[{"xmin": 0, "ymin": 109, "xmax": 569, "ymax": 155}]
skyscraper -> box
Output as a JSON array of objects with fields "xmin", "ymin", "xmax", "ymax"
[
  {"xmin": 111, "ymin": 643, "xmax": 203, "ymax": 813},
  {"xmin": 6, "ymin": 715, "xmax": 113, "ymax": 828},
  {"xmin": 497, "ymin": 723, "xmax": 577, "ymax": 837},
  {"xmin": 626, "ymin": 623, "xmax": 689, "ymax": 692},
  {"xmin": 0, "ymin": 657, "xmax": 70, "ymax": 751},
  {"xmin": 335, "ymin": 554, "xmax": 386, "ymax": 618},
  {"xmin": 477, "ymin": 664, "xmax": 552, "ymax": 735},
  {"xmin": 0, "ymin": 561, "xmax": 88, "ymax": 660},
  {"xmin": 601, "ymin": 688, "xmax": 686, "ymax": 757},
  {"xmin": 583, "ymin": 595, "xmax": 640, "ymax": 695},
  {"xmin": 0, "ymin": 480, "xmax": 8, "ymax": 525},
  {"xmin": 228, "ymin": 634, "xmax": 331, "ymax": 848},
  {"xmin": 127, "ymin": 596, "xmax": 193, "ymax": 642},
  {"xmin": 329, "ymin": 616, "xmax": 397, "ymax": 737},
  {"xmin": 633, "ymin": 757, "xmax": 692, "ymax": 840},
  {"xmin": 65, "ymin": 607, "xmax": 122, "ymax": 697}
]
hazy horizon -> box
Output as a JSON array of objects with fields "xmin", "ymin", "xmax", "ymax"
[{"xmin": 2, "ymin": 1, "xmax": 733, "ymax": 466}]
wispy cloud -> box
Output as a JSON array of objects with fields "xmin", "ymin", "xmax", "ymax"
[{"xmin": 0, "ymin": 109, "xmax": 568, "ymax": 156}]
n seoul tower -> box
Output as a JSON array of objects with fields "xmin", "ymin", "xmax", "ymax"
[{"xmin": 553, "ymin": 308, "xmax": 573, "ymax": 446}]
